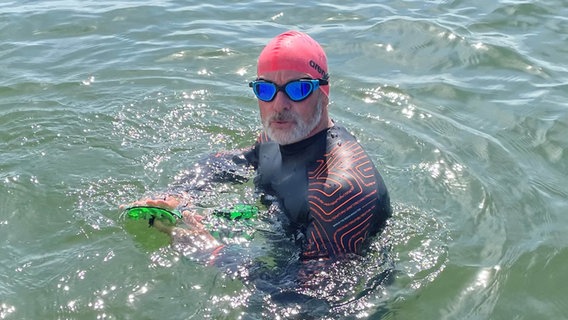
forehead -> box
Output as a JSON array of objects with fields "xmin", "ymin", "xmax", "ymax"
[{"xmin": 257, "ymin": 70, "xmax": 312, "ymax": 83}]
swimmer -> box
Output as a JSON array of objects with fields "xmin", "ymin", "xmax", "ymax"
[{"xmin": 124, "ymin": 30, "xmax": 391, "ymax": 261}]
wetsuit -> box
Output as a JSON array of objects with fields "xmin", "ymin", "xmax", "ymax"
[
  {"xmin": 243, "ymin": 125, "xmax": 391, "ymax": 260},
  {"xmin": 173, "ymin": 124, "xmax": 390, "ymax": 260}
]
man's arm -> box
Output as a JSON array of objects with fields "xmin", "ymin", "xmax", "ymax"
[
  {"xmin": 120, "ymin": 147, "xmax": 256, "ymax": 263},
  {"xmin": 301, "ymin": 140, "xmax": 390, "ymax": 260}
]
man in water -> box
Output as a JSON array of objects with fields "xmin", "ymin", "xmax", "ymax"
[{"xmin": 127, "ymin": 30, "xmax": 391, "ymax": 261}]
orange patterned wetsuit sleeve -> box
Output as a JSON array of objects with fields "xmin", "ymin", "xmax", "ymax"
[
  {"xmin": 245, "ymin": 125, "xmax": 391, "ymax": 260},
  {"xmin": 303, "ymin": 140, "xmax": 384, "ymax": 259}
]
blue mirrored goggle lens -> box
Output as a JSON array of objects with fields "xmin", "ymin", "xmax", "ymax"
[
  {"xmin": 285, "ymin": 81, "xmax": 315, "ymax": 101},
  {"xmin": 253, "ymin": 82, "xmax": 277, "ymax": 101},
  {"xmin": 250, "ymin": 80, "xmax": 320, "ymax": 102}
]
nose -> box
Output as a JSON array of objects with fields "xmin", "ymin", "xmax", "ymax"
[{"xmin": 271, "ymin": 90, "xmax": 292, "ymax": 112}]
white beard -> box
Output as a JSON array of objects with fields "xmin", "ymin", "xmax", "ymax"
[{"xmin": 263, "ymin": 99, "xmax": 323, "ymax": 145}]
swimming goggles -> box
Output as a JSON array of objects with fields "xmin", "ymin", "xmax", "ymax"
[{"xmin": 249, "ymin": 78, "xmax": 328, "ymax": 102}]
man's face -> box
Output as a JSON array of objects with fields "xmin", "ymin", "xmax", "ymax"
[{"xmin": 256, "ymin": 70, "xmax": 327, "ymax": 145}]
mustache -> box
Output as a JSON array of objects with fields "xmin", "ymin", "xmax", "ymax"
[{"xmin": 269, "ymin": 111, "xmax": 297, "ymax": 122}]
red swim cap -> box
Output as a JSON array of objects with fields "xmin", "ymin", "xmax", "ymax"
[{"xmin": 257, "ymin": 30, "xmax": 329, "ymax": 97}]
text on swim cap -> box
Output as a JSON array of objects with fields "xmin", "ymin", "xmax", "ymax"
[{"xmin": 309, "ymin": 60, "xmax": 329, "ymax": 79}]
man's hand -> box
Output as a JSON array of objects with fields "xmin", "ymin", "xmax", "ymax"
[
  {"xmin": 120, "ymin": 194, "xmax": 182, "ymax": 211},
  {"xmin": 121, "ymin": 195, "xmax": 219, "ymax": 247},
  {"xmin": 164, "ymin": 210, "xmax": 220, "ymax": 250}
]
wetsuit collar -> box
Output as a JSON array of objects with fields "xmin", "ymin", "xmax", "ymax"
[{"xmin": 279, "ymin": 126, "xmax": 331, "ymax": 156}]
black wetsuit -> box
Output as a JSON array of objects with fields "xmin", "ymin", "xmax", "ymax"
[
  {"xmin": 243, "ymin": 125, "xmax": 391, "ymax": 260},
  {"xmin": 174, "ymin": 124, "xmax": 390, "ymax": 260}
]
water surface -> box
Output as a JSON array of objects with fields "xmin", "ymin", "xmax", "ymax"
[{"xmin": 1, "ymin": 0, "xmax": 567, "ymax": 319}]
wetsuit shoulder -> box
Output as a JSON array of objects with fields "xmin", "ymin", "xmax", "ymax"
[{"xmin": 302, "ymin": 126, "xmax": 390, "ymax": 260}]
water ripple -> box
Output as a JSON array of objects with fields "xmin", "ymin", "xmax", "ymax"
[{"xmin": 1, "ymin": 0, "xmax": 568, "ymax": 319}]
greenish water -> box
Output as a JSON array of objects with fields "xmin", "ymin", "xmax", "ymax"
[{"xmin": 1, "ymin": 1, "xmax": 567, "ymax": 319}]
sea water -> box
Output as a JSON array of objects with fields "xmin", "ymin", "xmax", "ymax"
[{"xmin": 1, "ymin": 1, "xmax": 567, "ymax": 319}]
